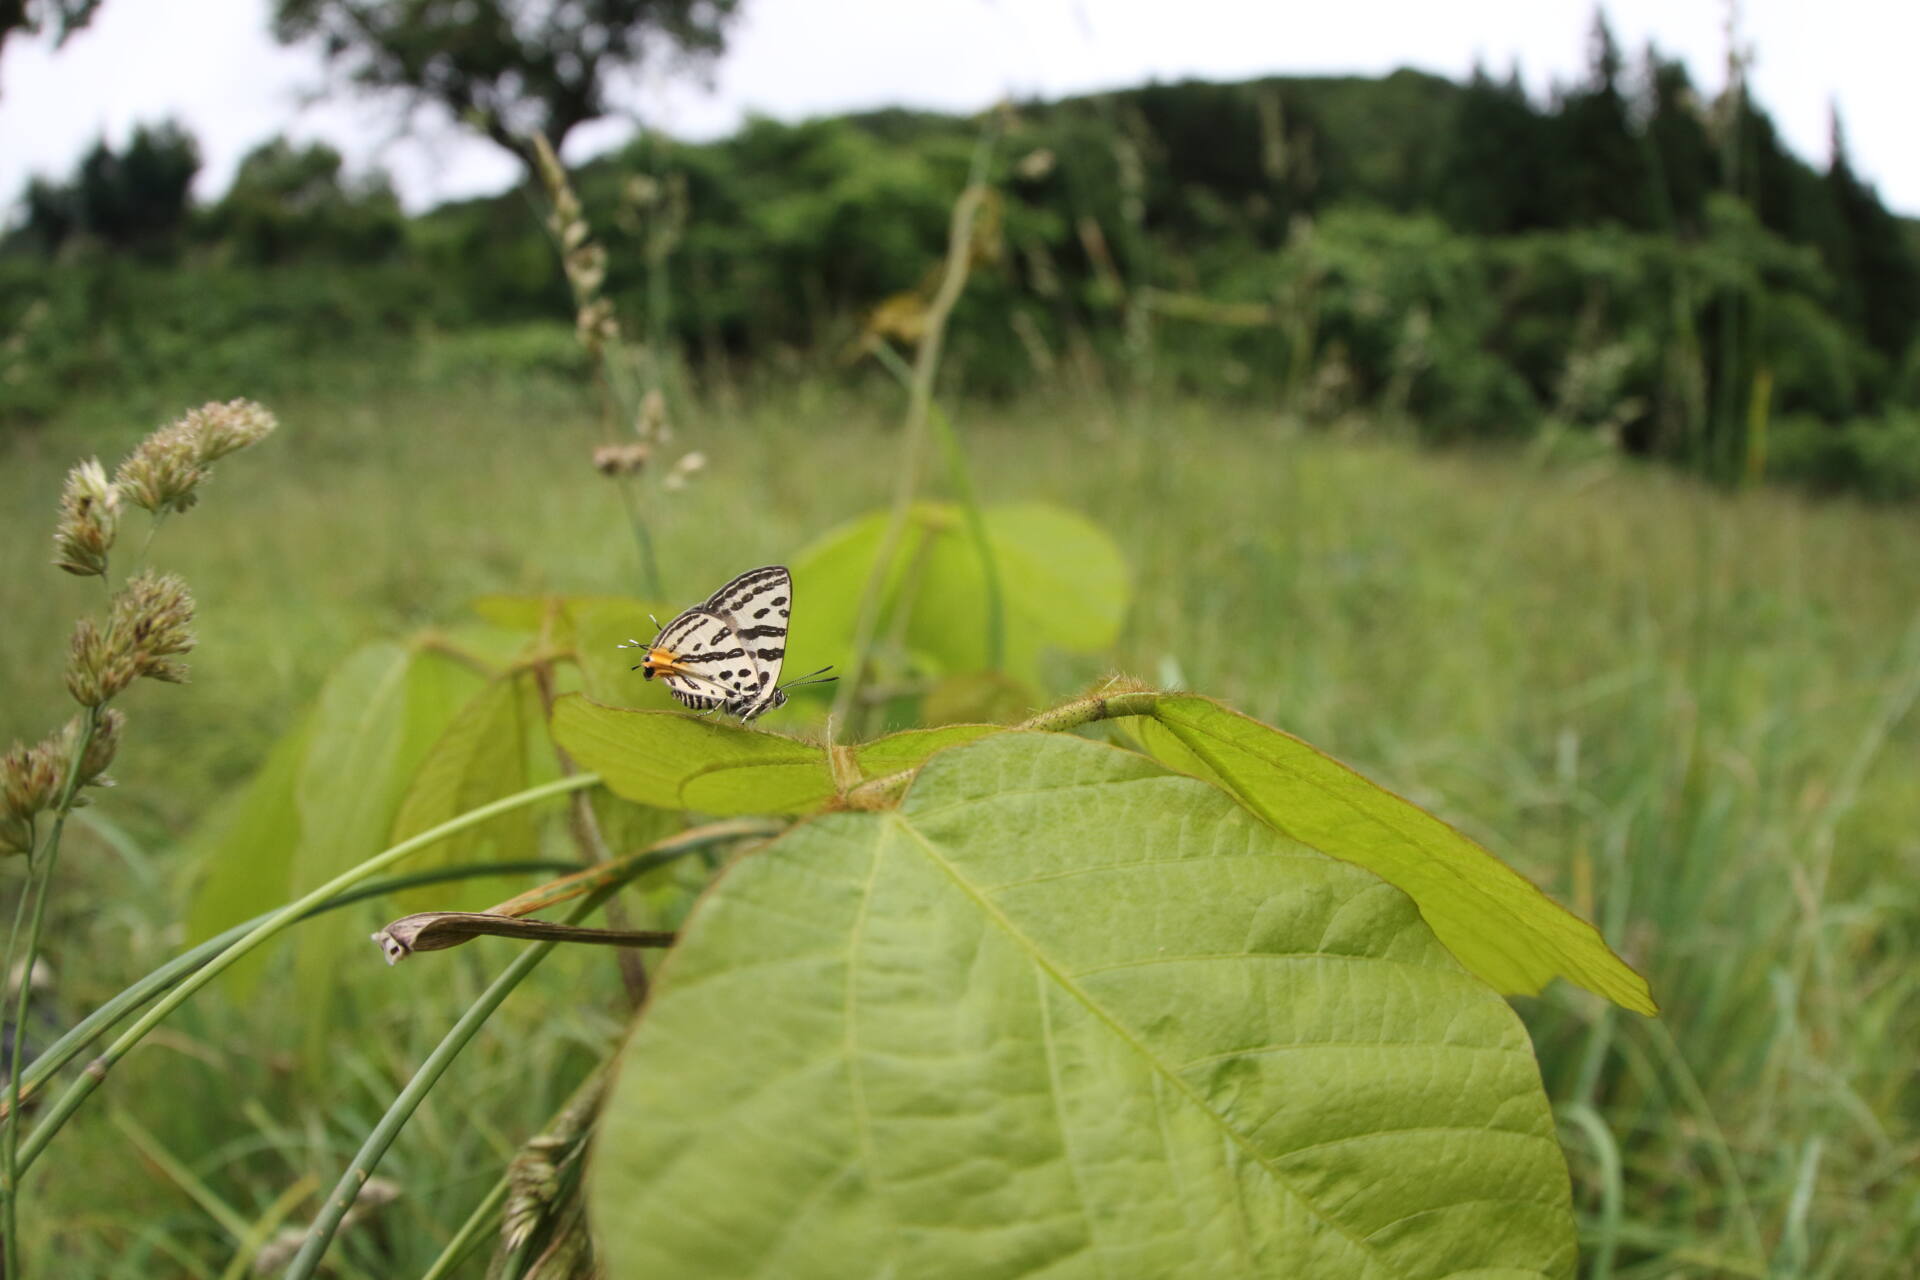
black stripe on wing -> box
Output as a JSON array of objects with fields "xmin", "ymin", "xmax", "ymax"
[
  {"xmin": 662, "ymin": 671, "xmax": 729, "ymax": 710},
  {"xmin": 655, "ymin": 606, "xmax": 731, "ymax": 653},
  {"xmin": 705, "ymin": 565, "xmax": 791, "ymax": 619}
]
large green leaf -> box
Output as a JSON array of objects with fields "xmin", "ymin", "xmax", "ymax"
[
  {"xmin": 787, "ymin": 502, "xmax": 1129, "ymax": 686},
  {"xmin": 589, "ymin": 733, "xmax": 1576, "ymax": 1279},
  {"xmin": 184, "ymin": 714, "xmax": 314, "ymax": 998},
  {"xmin": 470, "ymin": 592, "xmax": 646, "ymax": 649},
  {"xmin": 1137, "ymin": 695, "xmax": 1656, "ymax": 1015},
  {"xmin": 569, "ymin": 597, "xmax": 680, "ymax": 711},
  {"xmin": 386, "ymin": 673, "xmax": 539, "ymax": 910},
  {"xmin": 291, "ymin": 642, "xmax": 479, "ymax": 1006},
  {"xmin": 550, "ymin": 694, "xmax": 1001, "ymax": 814}
]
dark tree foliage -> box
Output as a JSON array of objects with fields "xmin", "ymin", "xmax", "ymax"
[
  {"xmin": 1826, "ymin": 114, "xmax": 1920, "ymax": 360},
  {"xmin": 0, "ymin": 0, "xmax": 100, "ymax": 65},
  {"xmin": 1440, "ymin": 64, "xmax": 1555, "ymax": 234},
  {"xmin": 271, "ymin": 0, "xmax": 742, "ymax": 176},
  {"xmin": 210, "ymin": 137, "xmax": 406, "ymax": 264},
  {"xmin": 1548, "ymin": 10, "xmax": 1654, "ymax": 228},
  {"xmin": 1637, "ymin": 51, "xmax": 1715, "ymax": 233},
  {"xmin": 1121, "ymin": 79, "xmax": 1333, "ymax": 244},
  {"xmin": 18, "ymin": 120, "xmax": 200, "ymax": 253}
]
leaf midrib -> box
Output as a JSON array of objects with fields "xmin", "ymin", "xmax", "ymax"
[{"xmin": 884, "ymin": 812, "xmax": 1396, "ymax": 1275}]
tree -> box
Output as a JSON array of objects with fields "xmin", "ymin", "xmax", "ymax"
[
  {"xmin": 0, "ymin": 0, "xmax": 101, "ymax": 64},
  {"xmin": 1440, "ymin": 62, "xmax": 1553, "ymax": 234},
  {"xmin": 14, "ymin": 119, "xmax": 199, "ymax": 254},
  {"xmin": 211, "ymin": 137, "xmax": 406, "ymax": 263},
  {"xmin": 1825, "ymin": 109, "xmax": 1920, "ymax": 361},
  {"xmin": 1548, "ymin": 9, "xmax": 1653, "ymax": 228},
  {"xmin": 271, "ymin": 0, "xmax": 743, "ymax": 178},
  {"xmin": 1637, "ymin": 49, "xmax": 1715, "ymax": 234}
]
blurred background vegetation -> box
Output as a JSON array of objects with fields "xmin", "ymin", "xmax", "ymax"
[
  {"xmin": 6, "ymin": 9, "xmax": 1920, "ymax": 497},
  {"xmin": 2, "ymin": 1, "xmax": 1917, "ymax": 1276}
]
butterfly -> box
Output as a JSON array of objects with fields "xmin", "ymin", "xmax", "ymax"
[{"xmin": 618, "ymin": 565, "xmax": 836, "ymax": 721}]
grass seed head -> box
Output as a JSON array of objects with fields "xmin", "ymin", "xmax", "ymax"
[
  {"xmin": 52, "ymin": 457, "xmax": 121, "ymax": 577},
  {"xmin": 503, "ymin": 1134, "xmax": 566, "ymax": 1254},
  {"xmin": 65, "ymin": 618, "xmax": 138, "ymax": 707},
  {"xmin": 592, "ymin": 442, "xmax": 651, "ymax": 476},
  {"xmin": 636, "ymin": 387, "xmax": 670, "ymax": 443},
  {"xmin": 74, "ymin": 708, "xmax": 124, "ymax": 789},
  {"xmin": 574, "ymin": 297, "xmax": 619, "ymax": 356},
  {"xmin": 116, "ymin": 400, "xmax": 278, "ymax": 514},
  {"xmin": 183, "ymin": 397, "xmax": 278, "ymax": 462},
  {"xmin": 115, "ymin": 570, "xmax": 196, "ymax": 683},
  {"xmin": 662, "ymin": 449, "xmax": 707, "ymax": 492},
  {"xmin": 69, "ymin": 573, "xmax": 198, "ymax": 703},
  {"xmin": 115, "ymin": 418, "xmax": 208, "ymax": 515},
  {"xmin": 1, "ymin": 738, "xmax": 63, "ymax": 824}
]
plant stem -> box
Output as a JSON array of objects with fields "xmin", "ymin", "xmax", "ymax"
[
  {"xmin": 829, "ymin": 139, "xmax": 996, "ymax": 728},
  {"xmin": 1, "ymin": 706, "xmax": 96, "ymax": 1275},
  {"xmin": 417, "ymin": 1169, "xmax": 513, "ymax": 1280},
  {"xmin": 843, "ymin": 687, "xmax": 1162, "ymax": 808},
  {"xmin": 282, "ymin": 884, "xmax": 622, "ymax": 1279},
  {"xmin": 871, "ymin": 339, "xmax": 1006, "ymax": 671},
  {"xmin": 1, "ymin": 860, "xmax": 577, "ymax": 1124},
  {"xmin": 15, "ymin": 773, "xmax": 599, "ymax": 1178},
  {"xmin": 525, "ymin": 630, "xmax": 650, "ymax": 1005}
]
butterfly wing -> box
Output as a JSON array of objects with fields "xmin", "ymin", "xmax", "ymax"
[
  {"xmin": 647, "ymin": 607, "xmax": 759, "ymax": 712},
  {"xmin": 702, "ymin": 566, "xmax": 792, "ymax": 719}
]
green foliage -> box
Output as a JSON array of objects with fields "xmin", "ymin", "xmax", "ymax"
[
  {"xmin": 1133, "ymin": 696, "xmax": 1654, "ymax": 1012},
  {"xmin": 788, "ymin": 502, "xmax": 1129, "ymax": 689},
  {"xmin": 1768, "ymin": 411, "xmax": 1920, "ymax": 500},
  {"xmin": 12, "ymin": 384, "xmax": 1913, "ymax": 1272},
  {"xmin": 185, "ymin": 642, "xmax": 482, "ymax": 1004},
  {"xmin": 0, "ymin": 0, "xmax": 101, "ymax": 57},
  {"xmin": 551, "ymin": 695, "xmax": 998, "ymax": 812},
  {"xmin": 271, "ymin": 0, "xmax": 743, "ymax": 170},
  {"xmin": 207, "ymin": 137, "xmax": 406, "ymax": 265},
  {"xmin": 589, "ymin": 731, "xmax": 1579, "ymax": 1278},
  {"xmin": 8, "ymin": 46, "xmax": 1920, "ymax": 501},
  {"xmin": 15, "ymin": 120, "xmax": 199, "ymax": 255},
  {"xmin": 182, "ymin": 715, "xmax": 315, "ymax": 997},
  {"xmin": 387, "ymin": 674, "xmax": 542, "ymax": 909}
]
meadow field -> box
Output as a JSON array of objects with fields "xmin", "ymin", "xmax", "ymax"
[{"xmin": 1, "ymin": 365, "xmax": 1915, "ymax": 1275}]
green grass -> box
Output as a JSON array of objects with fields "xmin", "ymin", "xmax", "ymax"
[{"xmin": 3, "ymin": 373, "xmax": 1917, "ymax": 1275}]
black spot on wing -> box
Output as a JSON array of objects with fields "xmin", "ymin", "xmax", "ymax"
[{"xmin": 737, "ymin": 626, "xmax": 787, "ymax": 640}]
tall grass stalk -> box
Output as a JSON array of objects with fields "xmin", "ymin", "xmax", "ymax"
[
  {"xmin": 14, "ymin": 773, "xmax": 598, "ymax": 1179},
  {"xmin": 0, "ymin": 859, "xmax": 575, "ymax": 1122},
  {"xmin": 0, "ymin": 708, "xmax": 96, "ymax": 1276},
  {"xmin": 868, "ymin": 339, "xmax": 1007, "ymax": 670},
  {"xmin": 829, "ymin": 152, "xmax": 995, "ymax": 726},
  {"xmin": 282, "ymin": 885, "xmax": 615, "ymax": 1279}
]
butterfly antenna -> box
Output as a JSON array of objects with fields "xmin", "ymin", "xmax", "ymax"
[
  {"xmin": 779, "ymin": 665, "xmax": 838, "ymax": 691},
  {"xmin": 649, "ymin": 613, "xmax": 662, "ymax": 631}
]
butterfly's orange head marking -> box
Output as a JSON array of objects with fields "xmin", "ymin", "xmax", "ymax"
[{"xmin": 640, "ymin": 647, "xmax": 684, "ymax": 681}]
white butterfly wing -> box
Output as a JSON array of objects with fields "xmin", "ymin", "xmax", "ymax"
[{"xmin": 701, "ymin": 565, "xmax": 792, "ymax": 718}]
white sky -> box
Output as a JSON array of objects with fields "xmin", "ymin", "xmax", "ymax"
[{"xmin": 2, "ymin": 0, "xmax": 1915, "ymax": 217}]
